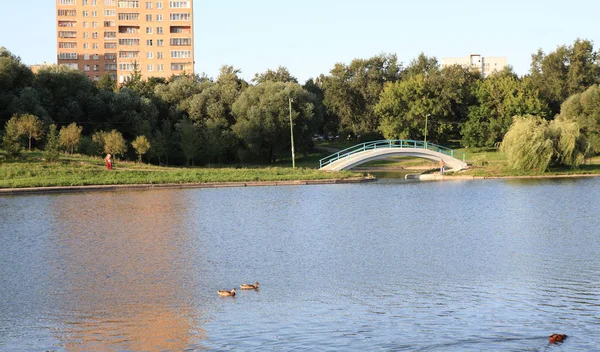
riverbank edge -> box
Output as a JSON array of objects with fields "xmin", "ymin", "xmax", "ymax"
[
  {"xmin": 0, "ymin": 177, "xmax": 376, "ymax": 195},
  {"xmin": 419, "ymin": 173, "xmax": 600, "ymax": 181}
]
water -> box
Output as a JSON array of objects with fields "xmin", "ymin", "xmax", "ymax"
[{"xmin": 1, "ymin": 178, "xmax": 600, "ymax": 351}]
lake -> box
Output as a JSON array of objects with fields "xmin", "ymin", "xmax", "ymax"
[{"xmin": 1, "ymin": 177, "xmax": 599, "ymax": 351}]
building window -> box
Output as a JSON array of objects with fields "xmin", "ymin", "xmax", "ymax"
[
  {"xmin": 104, "ymin": 9, "xmax": 116, "ymax": 16},
  {"xmin": 157, "ymin": 52, "xmax": 163, "ymax": 59},
  {"xmin": 83, "ymin": 21, "xmax": 89, "ymax": 28},
  {"xmin": 118, "ymin": 13, "xmax": 139, "ymax": 20},
  {"xmin": 104, "ymin": 42, "xmax": 117, "ymax": 49},
  {"xmin": 84, "ymin": 64, "xmax": 91, "ymax": 71},
  {"xmin": 59, "ymin": 42, "xmax": 77, "ymax": 48},
  {"xmin": 92, "ymin": 32, "xmax": 98, "ymax": 38},
  {"xmin": 119, "ymin": 38, "xmax": 140, "ymax": 46},
  {"xmin": 92, "ymin": 11, "xmax": 97, "ymax": 17},
  {"xmin": 93, "ymin": 54, "xmax": 99, "ymax": 60},
  {"xmin": 82, "ymin": 10, "xmax": 89, "ymax": 16},
  {"xmin": 146, "ymin": 14, "xmax": 152, "ymax": 21},
  {"xmin": 59, "ymin": 0, "xmax": 76, "ymax": 5},
  {"xmin": 157, "ymin": 39, "xmax": 163, "ymax": 46},
  {"xmin": 169, "ymin": 13, "xmax": 190, "ymax": 21},
  {"xmin": 146, "ymin": 2, "xmax": 152, "ymax": 9},
  {"xmin": 105, "ymin": 53, "xmax": 117, "ymax": 60},
  {"xmin": 104, "ymin": 0, "xmax": 116, "ymax": 5},
  {"xmin": 118, "ymin": 0, "xmax": 140, "ymax": 8},
  {"xmin": 170, "ymin": 38, "xmax": 191, "ymax": 46},
  {"xmin": 83, "ymin": 43, "xmax": 89, "ymax": 49},
  {"xmin": 58, "ymin": 31, "xmax": 77, "ymax": 38},
  {"xmin": 59, "ymin": 21, "xmax": 77, "ymax": 27},
  {"xmin": 147, "ymin": 64, "xmax": 154, "ymax": 72},
  {"xmin": 93, "ymin": 43, "xmax": 99, "ymax": 49},
  {"xmin": 84, "ymin": 54, "xmax": 90, "ymax": 60},
  {"xmin": 105, "ymin": 63, "xmax": 117, "ymax": 70},
  {"xmin": 146, "ymin": 27, "xmax": 152, "ymax": 34},
  {"xmin": 63, "ymin": 63, "xmax": 79, "ymax": 70},
  {"xmin": 170, "ymin": 50, "xmax": 191, "ymax": 58},
  {"xmin": 82, "ymin": 0, "xmax": 88, "ymax": 5},
  {"xmin": 171, "ymin": 63, "xmax": 186, "ymax": 71},
  {"xmin": 59, "ymin": 53, "xmax": 78, "ymax": 60},
  {"xmin": 83, "ymin": 32, "xmax": 89, "ymax": 38},
  {"xmin": 156, "ymin": 14, "xmax": 163, "ymax": 21},
  {"xmin": 147, "ymin": 52, "xmax": 154, "ymax": 59},
  {"xmin": 156, "ymin": 1, "xmax": 162, "ymax": 8},
  {"xmin": 156, "ymin": 26, "xmax": 163, "ymax": 34},
  {"xmin": 157, "ymin": 64, "xmax": 163, "ymax": 71},
  {"xmin": 104, "ymin": 20, "xmax": 116, "ymax": 27},
  {"xmin": 58, "ymin": 9, "xmax": 77, "ymax": 16},
  {"xmin": 92, "ymin": 22, "xmax": 98, "ymax": 28},
  {"xmin": 104, "ymin": 31, "xmax": 117, "ymax": 38},
  {"xmin": 119, "ymin": 51, "xmax": 139, "ymax": 58},
  {"xmin": 169, "ymin": 1, "xmax": 190, "ymax": 8},
  {"xmin": 93, "ymin": 65, "xmax": 99, "ymax": 71},
  {"xmin": 147, "ymin": 39, "xmax": 153, "ymax": 46}
]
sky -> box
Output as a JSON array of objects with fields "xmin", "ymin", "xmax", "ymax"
[{"xmin": 1, "ymin": 0, "xmax": 599, "ymax": 83}]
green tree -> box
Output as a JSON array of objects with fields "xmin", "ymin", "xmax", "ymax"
[
  {"xmin": 461, "ymin": 69, "xmax": 548, "ymax": 148},
  {"xmin": 2, "ymin": 116, "xmax": 23, "ymax": 158},
  {"xmin": 253, "ymin": 66, "xmax": 298, "ymax": 84},
  {"xmin": 501, "ymin": 115, "xmax": 587, "ymax": 171},
  {"xmin": 96, "ymin": 73, "xmax": 117, "ymax": 92},
  {"xmin": 59, "ymin": 122, "xmax": 83, "ymax": 154},
  {"xmin": 321, "ymin": 53, "xmax": 402, "ymax": 138},
  {"xmin": 131, "ymin": 135, "xmax": 151, "ymax": 162},
  {"xmin": 556, "ymin": 84, "xmax": 600, "ymax": 153},
  {"xmin": 232, "ymin": 81, "xmax": 319, "ymax": 163},
  {"xmin": 45, "ymin": 124, "xmax": 60, "ymax": 162},
  {"xmin": 16, "ymin": 113, "xmax": 45, "ymax": 151},
  {"xmin": 176, "ymin": 118, "xmax": 201, "ymax": 166},
  {"xmin": 528, "ymin": 39, "xmax": 600, "ymax": 114}
]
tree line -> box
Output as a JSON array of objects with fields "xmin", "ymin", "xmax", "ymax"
[{"xmin": 1, "ymin": 38, "xmax": 599, "ymax": 170}]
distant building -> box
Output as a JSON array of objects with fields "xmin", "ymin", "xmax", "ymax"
[
  {"xmin": 441, "ymin": 54, "xmax": 507, "ymax": 78},
  {"xmin": 30, "ymin": 62, "xmax": 52, "ymax": 74},
  {"xmin": 56, "ymin": 0, "xmax": 194, "ymax": 83}
]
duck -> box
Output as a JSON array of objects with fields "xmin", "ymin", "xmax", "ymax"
[
  {"xmin": 549, "ymin": 334, "xmax": 567, "ymax": 344},
  {"xmin": 240, "ymin": 282, "xmax": 260, "ymax": 289},
  {"xmin": 218, "ymin": 288, "xmax": 236, "ymax": 296}
]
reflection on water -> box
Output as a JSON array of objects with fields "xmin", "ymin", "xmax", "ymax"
[{"xmin": 1, "ymin": 178, "xmax": 600, "ymax": 351}]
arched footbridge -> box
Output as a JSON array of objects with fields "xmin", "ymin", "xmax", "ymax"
[{"xmin": 319, "ymin": 140, "xmax": 468, "ymax": 172}]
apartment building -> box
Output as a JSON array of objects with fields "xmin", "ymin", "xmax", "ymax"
[
  {"xmin": 56, "ymin": 0, "xmax": 193, "ymax": 83},
  {"xmin": 441, "ymin": 54, "xmax": 507, "ymax": 78}
]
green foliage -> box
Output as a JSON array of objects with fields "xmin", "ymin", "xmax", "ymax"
[
  {"xmin": 14, "ymin": 113, "xmax": 45, "ymax": 151},
  {"xmin": 321, "ymin": 53, "xmax": 402, "ymax": 137},
  {"xmin": 501, "ymin": 115, "xmax": 554, "ymax": 171},
  {"xmin": 253, "ymin": 66, "xmax": 298, "ymax": 84},
  {"xmin": 2, "ymin": 116, "xmax": 23, "ymax": 159},
  {"xmin": 556, "ymin": 84, "xmax": 600, "ymax": 154},
  {"xmin": 91, "ymin": 130, "xmax": 127, "ymax": 157},
  {"xmin": 176, "ymin": 118, "xmax": 201, "ymax": 166},
  {"xmin": 131, "ymin": 135, "xmax": 151, "ymax": 162},
  {"xmin": 529, "ymin": 39, "xmax": 600, "ymax": 114},
  {"xmin": 59, "ymin": 122, "xmax": 83, "ymax": 154},
  {"xmin": 44, "ymin": 124, "xmax": 60, "ymax": 162},
  {"xmin": 501, "ymin": 115, "xmax": 588, "ymax": 172},
  {"xmin": 232, "ymin": 81, "xmax": 320, "ymax": 163},
  {"xmin": 461, "ymin": 69, "xmax": 549, "ymax": 148}
]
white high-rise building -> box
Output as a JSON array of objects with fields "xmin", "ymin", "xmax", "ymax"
[{"xmin": 441, "ymin": 54, "xmax": 507, "ymax": 78}]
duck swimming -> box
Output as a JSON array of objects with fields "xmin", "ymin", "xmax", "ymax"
[
  {"xmin": 218, "ymin": 288, "xmax": 236, "ymax": 296},
  {"xmin": 549, "ymin": 334, "xmax": 567, "ymax": 344},
  {"xmin": 240, "ymin": 282, "xmax": 260, "ymax": 289}
]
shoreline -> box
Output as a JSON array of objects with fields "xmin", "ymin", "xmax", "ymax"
[{"xmin": 0, "ymin": 177, "xmax": 376, "ymax": 196}]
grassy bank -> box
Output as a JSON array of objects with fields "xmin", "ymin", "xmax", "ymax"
[{"xmin": 0, "ymin": 152, "xmax": 362, "ymax": 189}]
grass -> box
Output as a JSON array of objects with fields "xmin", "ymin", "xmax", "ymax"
[{"xmin": 0, "ymin": 151, "xmax": 364, "ymax": 189}]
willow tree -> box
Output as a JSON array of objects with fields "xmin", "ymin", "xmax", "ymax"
[{"xmin": 501, "ymin": 115, "xmax": 587, "ymax": 172}]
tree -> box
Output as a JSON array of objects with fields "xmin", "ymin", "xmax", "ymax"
[
  {"xmin": 103, "ymin": 130, "xmax": 127, "ymax": 157},
  {"xmin": 232, "ymin": 81, "xmax": 320, "ymax": 163},
  {"xmin": 131, "ymin": 135, "xmax": 151, "ymax": 162},
  {"xmin": 16, "ymin": 113, "xmax": 45, "ymax": 151},
  {"xmin": 461, "ymin": 68, "xmax": 548, "ymax": 148},
  {"xmin": 528, "ymin": 39, "xmax": 600, "ymax": 115},
  {"xmin": 2, "ymin": 116, "xmax": 23, "ymax": 158},
  {"xmin": 59, "ymin": 122, "xmax": 83, "ymax": 154},
  {"xmin": 253, "ymin": 66, "xmax": 298, "ymax": 84},
  {"xmin": 556, "ymin": 84, "xmax": 600, "ymax": 154},
  {"xmin": 321, "ymin": 53, "xmax": 402, "ymax": 138},
  {"xmin": 500, "ymin": 115, "xmax": 587, "ymax": 172},
  {"xmin": 96, "ymin": 73, "xmax": 117, "ymax": 92},
  {"xmin": 45, "ymin": 124, "xmax": 60, "ymax": 162},
  {"xmin": 176, "ymin": 118, "xmax": 201, "ymax": 166}
]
